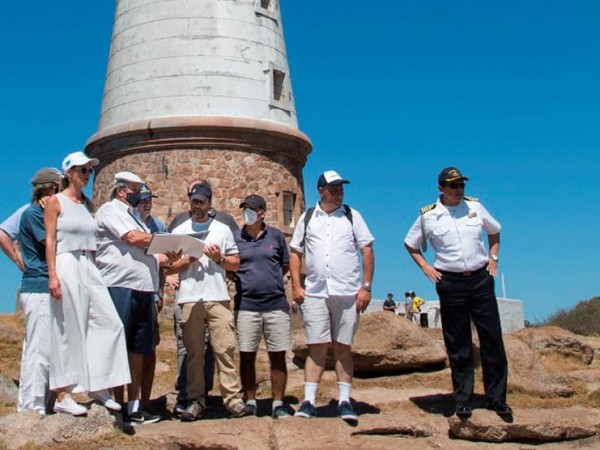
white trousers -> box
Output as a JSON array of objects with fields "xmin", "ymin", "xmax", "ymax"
[
  {"xmin": 49, "ymin": 251, "xmax": 131, "ymax": 392},
  {"xmin": 17, "ymin": 293, "xmax": 51, "ymax": 414}
]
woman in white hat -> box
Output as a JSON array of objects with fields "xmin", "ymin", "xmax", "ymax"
[{"xmin": 44, "ymin": 151, "xmax": 131, "ymax": 416}]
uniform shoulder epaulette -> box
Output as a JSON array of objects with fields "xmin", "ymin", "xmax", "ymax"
[
  {"xmin": 420, "ymin": 203, "xmax": 436, "ymax": 215},
  {"xmin": 463, "ymin": 196, "xmax": 479, "ymax": 202}
]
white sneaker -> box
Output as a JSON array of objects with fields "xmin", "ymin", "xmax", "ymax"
[
  {"xmin": 89, "ymin": 389, "xmax": 122, "ymax": 412},
  {"xmin": 55, "ymin": 394, "xmax": 87, "ymax": 416}
]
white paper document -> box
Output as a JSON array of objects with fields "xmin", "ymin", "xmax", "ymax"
[{"xmin": 146, "ymin": 233, "xmax": 207, "ymax": 259}]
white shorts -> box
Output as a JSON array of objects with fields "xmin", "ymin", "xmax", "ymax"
[
  {"xmin": 301, "ymin": 295, "xmax": 360, "ymax": 346},
  {"xmin": 234, "ymin": 309, "xmax": 291, "ymax": 352}
]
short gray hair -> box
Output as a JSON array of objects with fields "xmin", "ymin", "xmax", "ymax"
[{"xmin": 110, "ymin": 180, "xmax": 128, "ymax": 199}]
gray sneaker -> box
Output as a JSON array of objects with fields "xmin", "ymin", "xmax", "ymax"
[
  {"xmin": 228, "ymin": 400, "xmax": 247, "ymax": 418},
  {"xmin": 180, "ymin": 399, "xmax": 204, "ymax": 422}
]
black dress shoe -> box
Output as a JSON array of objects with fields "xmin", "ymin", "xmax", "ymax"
[
  {"xmin": 455, "ymin": 402, "xmax": 472, "ymax": 419},
  {"xmin": 487, "ymin": 402, "xmax": 513, "ymax": 417}
]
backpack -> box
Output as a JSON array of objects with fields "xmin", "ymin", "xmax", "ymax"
[{"xmin": 299, "ymin": 204, "xmax": 353, "ymax": 247}]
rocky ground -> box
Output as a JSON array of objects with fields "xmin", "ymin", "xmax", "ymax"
[{"xmin": 2, "ymin": 309, "xmax": 600, "ymax": 449}]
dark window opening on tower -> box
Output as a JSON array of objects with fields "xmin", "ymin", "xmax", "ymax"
[
  {"xmin": 261, "ymin": 0, "xmax": 271, "ymax": 10},
  {"xmin": 283, "ymin": 192, "xmax": 295, "ymax": 227},
  {"xmin": 273, "ymin": 70, "xmax": 285, "ymax": 103}
]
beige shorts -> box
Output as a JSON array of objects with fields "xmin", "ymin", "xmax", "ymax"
[
  {"xmin": 301, "ymin": 295, "xmax": 360, "ymax": 346},
  {"xmin": 234, "ymin": 309, "xmax": 291, "ymax": 352}
]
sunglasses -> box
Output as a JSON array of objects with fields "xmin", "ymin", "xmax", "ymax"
[
  {"xmin": 76, "ymin": 166, "xmax": 94, "ymax": 175},
  {"xmin": 446, "ymin": 182, "xmax": 465, "ymax": 189}
]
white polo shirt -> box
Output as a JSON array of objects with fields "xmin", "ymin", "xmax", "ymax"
[
  {"xmin": 290, "ymin": 203, "xmax": 374, "ymax": 298},
  {"xmin": 95, "ymin": 198, "xmax": 159, "ymax": 292},
  {"xmin": 404, "ymin": 198, "xmax": 501, "ymax": 272},
  {"xmin": 172, "ymin": 218, "xmax": 239, "ymax": 304}
]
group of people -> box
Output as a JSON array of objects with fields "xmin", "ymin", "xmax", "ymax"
[
  {"xmin": 1, "ymin": 160, "xmax": 510, "ymax": 425},
  {"xmin": 383, "ymin": 291, "xmax": 425, "ymax": 324}
]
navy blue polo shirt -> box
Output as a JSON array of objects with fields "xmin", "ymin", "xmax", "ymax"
[
  {"xmin": 234, "ymin": 224, "xmax": 289, "ymax": 311},
  {"xmin": 18, "ymin": 203, "xmax": 49, "ymax": 293}
]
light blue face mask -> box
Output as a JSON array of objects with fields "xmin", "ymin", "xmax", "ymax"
[{"xmin": 242, "ymin": 208, "xmax": 258, "ymax": 225}]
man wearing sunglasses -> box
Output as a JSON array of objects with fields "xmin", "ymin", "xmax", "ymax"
[{"xmin": 404, "ymin": 167, "xmax": 510, "ymax": 420}]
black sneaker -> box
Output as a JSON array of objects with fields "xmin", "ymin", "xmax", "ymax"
[
  {"xmin": 173, "ymin": 400, "xmax": 187, "ymax": 416},
  {"xmin": 181, "ymin": 399, "xmax": 205, "ymax": 422},
  {"xmin": 124, "ymin": 410, "xmax": 161, "ymax": 426}
]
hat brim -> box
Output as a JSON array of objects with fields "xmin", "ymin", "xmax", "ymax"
[
  {"xmin": 443, "ymin": 176, "xmax": 469, "ymax": 183},
  {"xmin": 319, "ymin": 179, "xmax": 350, "ymax": 188},
  {"xmin": 190, "ymin": 194, "xmax": 210, "ymax": 202}
]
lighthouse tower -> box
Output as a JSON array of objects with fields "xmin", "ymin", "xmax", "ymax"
[{"xmin": 86, "ymin": 0, "xmax": 311, "ymax": 232}]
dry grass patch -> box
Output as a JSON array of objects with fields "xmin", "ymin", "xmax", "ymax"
[{"xmin": 540, "ymin": 352, "xmax": 590, "ymax": 373}]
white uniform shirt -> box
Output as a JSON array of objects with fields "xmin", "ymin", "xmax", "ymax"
[
  {"xmin": 289, "ymin": 203, "xmax": 374, "ymax": 298},
  {"xmin": 172, "ymin": 218, "xmax": 238, "ymax": 304},
  {"xmin": 95, "ymin": 198, "xmax": 159, "ymax": 292},
  {"xmin": 404, "ymin": 198, "xmax": 501, "ymax": 272}
]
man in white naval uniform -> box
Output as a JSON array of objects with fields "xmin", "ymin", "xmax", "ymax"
[{"xmin": 404, "ymin": 167, "xmax": 511, "ymax": 420}]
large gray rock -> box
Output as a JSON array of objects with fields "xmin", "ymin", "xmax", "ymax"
[
  {"xmin": 448, "ymin": 407, "xmax": 600, "ymax": 443},
  {"xmin": 293, "ymin": 312, "xmax": 448, "ymax": 373},
  {"xmin": 500, "ymin": 334, "xmax": 576, "ymax": 397},
  {"xmin": 134, "ymin": 416, "xmax": 274, "ymax": 449},
  {"xmin": 513, "ymin": 326, "xmax": 595, "ymax": 364},
  {"xmin": 0, "ymin": 404, "xmax": 118, "ymax": 449},
  {"xmin": 0, "ymin": 373, "xmax": 18, "ymax": 406}
]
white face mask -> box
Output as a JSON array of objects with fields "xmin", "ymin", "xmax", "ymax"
[{"xmin": 242, "ymin": 208, "xmax": 258, "ymax": 225}]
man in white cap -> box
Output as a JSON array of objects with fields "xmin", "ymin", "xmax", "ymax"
[
  {"xmin": 95, "ymin": 171, "xmax": 161, "ymax": 426},
  {"xmin": 289, "ymin": 170, "xmax": 375, "ymax": 424}
]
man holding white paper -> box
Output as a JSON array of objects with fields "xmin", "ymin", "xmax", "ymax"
[{"xmin": 168, "ymin": 182, "xmax": 246, "ymax": 421}]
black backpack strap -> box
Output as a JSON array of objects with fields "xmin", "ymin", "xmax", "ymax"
[
  {"xmin": 299, "ymin": 207, "xmax": 315, "ymax": 248},
  {"xmin": 300, "ymin": 205, "xmax": 354, "ymax": 248}
]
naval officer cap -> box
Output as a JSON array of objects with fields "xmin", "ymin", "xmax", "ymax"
[
  {"xmin": 317, "ymin": 170, "xmax": 351, "ymax": 188},
  {"xmin": 438, "ymin": 167, "xmax": 469, "ymax": 185}
]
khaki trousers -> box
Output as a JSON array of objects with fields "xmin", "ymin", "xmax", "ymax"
[{"xmin": 181, "ymin": 301, "xmax": 241, "ymax": 408}]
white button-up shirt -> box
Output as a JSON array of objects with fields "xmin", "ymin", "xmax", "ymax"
[
  {"xmin": 404, "ymin": 198, "xmax": 501, "ymax": 272},
  {"xmin": 95, "ymin": 198, "xmax": 159, "ymax": 292},
  {"xmin": 290, "ymin": 203, "xmax": 374, "ymax": 297},
  {"xmin": 172, "ymin": 218, "xmax": 238, "ymax": 304}
]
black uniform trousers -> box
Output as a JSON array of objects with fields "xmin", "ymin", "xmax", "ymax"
[{"xmin": 435, "ymin": 266, "xmax": 508, "ymax": 405}]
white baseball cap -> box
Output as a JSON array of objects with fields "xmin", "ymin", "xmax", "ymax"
[
  {"xmin": 114, "ymin": 171, "xmax": 143, "ymax": 184},
  {"xmin": 62, "ymin": 151, "xmax": 99, "ymax": 173}
]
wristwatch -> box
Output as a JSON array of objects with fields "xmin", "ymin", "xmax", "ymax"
[
  {"xmin": 490, "ymin": 254, "xmax": 499, "ymax": 262},
  {"xmin": 361, "ymin": 283, "xmax": 372, "ymax": 292},
  {"xmin": 217, "ymin": 256, "xmax": 226, "ymax": 266}
]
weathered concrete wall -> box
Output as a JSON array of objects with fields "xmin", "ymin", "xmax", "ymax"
[
  {"xmin": 365, "ymin": 298, "xmax": 525, "ymax": 333},
  {"xmin": 101, "ymin": 0, "xmax": 298, "ymax": 130}
]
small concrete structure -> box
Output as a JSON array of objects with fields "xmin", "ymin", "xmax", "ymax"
[{"xmin": 366, "ymin": 297, "xmax": 525, "ymax": 332}]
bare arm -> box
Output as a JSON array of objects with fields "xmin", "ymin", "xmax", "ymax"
[
  {"xmin": 121, "ymin": 229, "xmax": 153, "ymax": 248},
  {"xmin": 0, "ymin": 230, "xmax": 24, "ymax": 272},
  {"xmin": 487, "ymin": 232, "xmax": 500, "ymax": 277},
  {"xmin": 203, "ymin": 243, "xmax": 240, "ymax": 272},
  {"xmin": 44, "ymin": 196, "xmax": 62, "ymax": 300},
  {"xmin": 404, "ymin": 242, "xmax": 442, "ymax": 283},
  {"xmin": 356, "ymin": 243, "xmax": 374, "ymax": 313},
  {"xmin": 289, "ymin": 248, "xmax": 305, "ymax": 304}
]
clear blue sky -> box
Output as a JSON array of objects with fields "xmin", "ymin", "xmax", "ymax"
[{"xmin": 1, "ymin": 1, "xmax": 598, "ymax": 321}]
